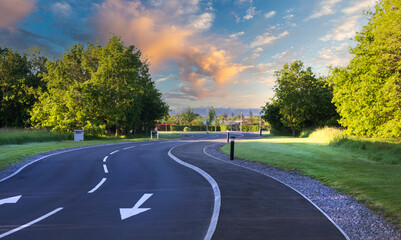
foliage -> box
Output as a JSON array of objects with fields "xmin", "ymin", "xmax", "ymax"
[
  {"xmin": 220, "ymin": 124, "xmax": 227, "ymax": 132},
  {"xmin": 183, "ymin": 126, "xmax": 190, "ymax": 132},
  {"xmin": 330, "ymin": 0, "xmax": 401, "ymax": 138},
  {"xmin": 0, "ymin": 47, "xmax": 46, "ymax": 127},
  {"xmin": 30, "ymin": 36, "xmax": 168, "ymax": 135},
  {"xmin": 241, "ymin": 124, "xmax": 260, "ymax": 132},
  {"xmin": 261, "ymin": 101, "xmax": 289, "ymax": 133},
  {"xmin": 0, "ymin": 128, "xmax": 72, "ymax": 145},
  {"xmin": 267, "ymin": 60, "xmax": 338, "ymax": 136}
]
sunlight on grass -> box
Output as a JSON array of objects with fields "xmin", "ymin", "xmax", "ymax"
[{"xmin": 221, "ymin": 128, "xmax": 401, "ymax": 228}]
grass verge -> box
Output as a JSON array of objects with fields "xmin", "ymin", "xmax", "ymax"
[
  {"xmin": 221, "ymin": 128, "xmax": 401, "ymax": 230},
  {"xmin": 0, "ymin": 133, "xmax": 181, "ymax": 172}
]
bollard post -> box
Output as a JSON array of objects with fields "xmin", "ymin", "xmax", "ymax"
[
  {"xmin": 150, "ymin": 131, "xmax": 153, "ymax": 139},
  {"xmin": 157, "ymin": 131, "xmax": 159, "ymax": 139},
  {"xmin": 227, "ymin": 131, "xmax": 230, "ymax": 143},
  {"xmin": 230, "ymin": 136, "xmax": 235, "ymax": 160}
]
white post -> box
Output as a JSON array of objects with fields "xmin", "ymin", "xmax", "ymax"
[
  {"xmin": 150, "ymin": 131, "xmax": 153, "ymax": 139},
  {"xmin": 157, "ymin": 131, "xmax": 159, "ymax": 139}
]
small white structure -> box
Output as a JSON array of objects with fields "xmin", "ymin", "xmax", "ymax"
[{"xmin": 74, "ymin": 130, "xmax": 84, "ymax": 141}]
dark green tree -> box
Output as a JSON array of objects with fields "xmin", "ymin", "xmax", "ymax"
[
  {"xmin": 0, "ymin": 47, "xmax": 46, "ymax": 127},
  {"xmin": 330, "ymin": 0, "xmax": 401, "ymax": 138},
  {"xmin": 272, "ymin": 60, "xmax": 338, "ymax": 136}
]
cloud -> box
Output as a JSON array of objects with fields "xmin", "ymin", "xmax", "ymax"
[
  {"xmin": 264, "ymin": 11, "xmax": 276, "ymax": 19},
  {"xmin": 155, "ymin": 74, "xmax": 175, "ymax": 83},
  {"xmin": 320, "ymin": 15, "xmax": 359, "ymax": 41},
  {"xmin": 314, "ymin": 43, "xmax": 351, "ymax": 67},
  {"xmin": 283, "ymin": 14, "xmax": 294, "ymax": 20},
  {"xmin": 189, "ymin": 12, "xmax": 214, "ymax": 30},
  {"xmin": 342, "ymin": 0, "xmax": 376, "ymax": 15},
  {"xmin": 51, "ymin": 2, "xmax": 73, "ymax": 18},
  {"xmin": 250, "ymin": 31, "xmax": 289, "ymax": 48},
  {"xmin": 307, "ymin": 0, "xmax": 342, "ymax": 20},
  {"xmin": 244, "ymin": 6, "xmax": 260, "ymax": 20},
  {"xmin": 94, "ymin": 0, "xmax": 248, "ymax": 99},
  {"xmin": 0, "ymin": 0, "xmax": 36, "ymax": 28},
  {"xmin": 229, "ymin": 31, "xmax": 244, "ymax": 39}
]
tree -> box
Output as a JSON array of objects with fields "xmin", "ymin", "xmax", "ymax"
[
  {"xmin": 182, "ymin": 106, "xmax": 197, "ymax": 126},
  {"xmin": 0, "ymin": 47, "xmax": 46, "ymax": 127},
  {"xmin": 330, "ymin": 0, "xmax": 401, "ymax": 138},
  {"xmin": 208, "ymin": 106, "xmax": 216, "ymax": 131},
  {"xmin": 273, "ymin": 60, "xmax": 338, "ymax": 136},
  {"xmin": 261, "ymin": 100, "xmax": 287, "ymax": 132},
  {"xmin": 30, "ymin": 36, "xmax": 168, "ymax": 135}
]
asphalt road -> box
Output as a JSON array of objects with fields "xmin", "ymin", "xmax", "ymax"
[{"xmin": 0, "ymin": 133, "xmax": 347, "ymax": 239}]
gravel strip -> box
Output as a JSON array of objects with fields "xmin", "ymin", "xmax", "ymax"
[{"xmin": 205, "ymin": 142, "xmax": 401, "ymax": 240}]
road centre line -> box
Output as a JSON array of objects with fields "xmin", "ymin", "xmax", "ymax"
[
  {"xmin": 0, "ymin": 207, "xmax": 63, "ymax": 239},
  {"xmin": 202, "ymin": 144, "xmax": 350, "ymax": 240},
  {"xmin": 103, "ymin": 164, "xmax": 109, "ymax": 174},
  {"xmin": 123, "ymin": 146, "xmax": 136, "ymax": 150},
  {"xmin": 103, "ymin": 156, "xmax": 108, "ymax": 162},
  {"xmin": 140, "ymin": 143, "xmax": 153, "ymax": 146},
  {"xmin": 88, "ymin": 178, "xmax": 107, "ymax": 193},
  {"xmin": 110, "ymin": 150, "xmax": 119, "ymax": 155},
  {"xmin": 168, "ymin": 146, "xmax": 220, "ymax": 240}
]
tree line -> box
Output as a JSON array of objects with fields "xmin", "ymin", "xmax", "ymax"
[
  {"xmin": 0, "ymin": 36, "xmax": 168, "ymax": 135},
  {"xmin": 262, "ymin": 0, "xmax": 401, "ymax": 139}
]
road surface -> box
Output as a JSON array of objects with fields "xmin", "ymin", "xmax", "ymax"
[{"xmin": 0, "ymin": 133, "xmax": 347, "ymax": 239}]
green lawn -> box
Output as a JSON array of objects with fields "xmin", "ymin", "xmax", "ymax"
[
  {"xmin": 0, "ymin": 133, "xmax": 181, "ymax": 171},
  {"xmin": 221, "ymin": 133, "xmax": 401, "ymax": 230}
]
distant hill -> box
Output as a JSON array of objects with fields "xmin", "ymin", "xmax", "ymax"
[{"xmin": 170, "ymin": 107, "xmax": 262, "ymax": 117}]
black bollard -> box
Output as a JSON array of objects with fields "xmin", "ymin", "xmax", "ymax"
[
  {"xmin": 227, "ymin": 131, "xmax": 230, "ymax": 143},
  {"xmin": 230, "ymin": 136, "xmax": 235, "ymax": 160}
]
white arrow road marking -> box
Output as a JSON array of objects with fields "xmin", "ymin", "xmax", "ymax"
[
  {"xmin": 0, "ymin": 207, "xmax": 63, "ymax": 239},
  {"xmin": 0, "ymin": 195, "xmax": 22, "ymax": 206},
  {"xmin": 119, "ymin": 193, "xmax": 153, "ymax": 220}
]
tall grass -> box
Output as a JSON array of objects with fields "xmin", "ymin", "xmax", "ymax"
[
  {"xmin": 309, "ymin": 127, "xmax": 401, "ymax": 165},
  {"xmin": 0, "ymin": 128, "xmax": 73, "ymax": 145}
]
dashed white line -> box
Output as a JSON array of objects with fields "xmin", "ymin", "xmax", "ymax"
[
  {"xmin": 88, "ymin": 178, "xmax": 107, "ymax": 193},
  {"xmin": 0, "ymin": 207, "xmax": 63, "ymax": 238},
  {"xmin": 110, "ymin": 150, "xmax": 119, "ymax": 155},
  {"xmin": 103, "ymin": 156, "xmax": 108, "ymax": 162},
  {"xmin": 123, "ymin": 146, "xmax": 136, "ymax": 150},
  {"xmin": 103, "ymin": 164, "xmax": 109, "ymax": 173},
  {"xmin": 140, "ymin": 143, "xmax": 153, "ymax": 146}
]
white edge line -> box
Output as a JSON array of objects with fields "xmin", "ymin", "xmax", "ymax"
[
  {"xmin": 0, "ymin": 141, "xmax": 153, "ymax": 183},
  {"xmin": 168, "ymin": 146, "xmax": 220, "ymax": 240},
  {"xmin": 88, "ymin": 178, "xmax": 107, "ymax": 193},
  {"xmin": 110, "ymin": 150, "xmax": 119, "ymax": 155},
  {"xmin": 103, "ymin": 156, "xmax": 108, "ymax": 162},
  {"xmin": 103, "ymin": 164, "xmax": 108, "ymax": 174},
  {"xmin": 0, "ymin": 207, "xmax": 63, "ymax": 239},
  {"xmin": 123, "ymin": 146, "xmax": 136, "ymax": 150},
  {"xmin": 202, "ymin": 143, "xmax": 351, "ymax": 240}
]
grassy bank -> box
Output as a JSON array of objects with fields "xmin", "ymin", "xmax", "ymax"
[
  {"xmin": 221, "ymin": 128, "xmax": 401, "ymax": 229},
  {"xmin": 0, "ymin": 132, "xmax": 181, "ymax": 171}
]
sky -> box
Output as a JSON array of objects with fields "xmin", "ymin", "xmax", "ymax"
[{"xmin": 0, "ymin": 0, "xmax": 377, "ymax": 111}]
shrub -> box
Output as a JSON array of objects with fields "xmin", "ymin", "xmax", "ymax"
[{"xmin": 183, "ymin": 127, "xmax": 190, "ymax": 132}]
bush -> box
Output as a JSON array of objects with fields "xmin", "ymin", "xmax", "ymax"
[
  {"xmin": 241, "ymin": 125, "xmax": 259, "ymax": 132},
  {"xmin": 220, "ymin": 124, "xmax": 227, "ymax": 132}
]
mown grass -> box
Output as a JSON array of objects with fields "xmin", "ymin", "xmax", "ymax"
[
  {"xmin": 0, "ymin": 130, "xmax": 181, "ymax": 171},
  {"xmin": 221, "ymin": 127, "xmax": 401, "ymax": 230}
]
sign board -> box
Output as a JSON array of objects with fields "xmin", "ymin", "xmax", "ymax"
[{"xmin": 74, "ymin": 130, "xmax": 84, "ymax": 141}]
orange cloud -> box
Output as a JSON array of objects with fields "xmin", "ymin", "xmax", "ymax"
[
  {"xmin": 95, "ymin": 0, "xmax": 248, "ymax": 99},
  {"xmin": 0, "ymin": 0, "xmax": 36, "ymax": 28}
]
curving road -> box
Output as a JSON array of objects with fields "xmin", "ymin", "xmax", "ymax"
[{"xmin": 0, "ymin": 133, "xmax": 347, "ymax": 239}]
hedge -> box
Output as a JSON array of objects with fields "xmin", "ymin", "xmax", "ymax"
[{"xmin": 170, "ymin": 125, "xmax": 221, "ymax": 131}]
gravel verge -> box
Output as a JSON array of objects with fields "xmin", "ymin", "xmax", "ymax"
[{"xmin": 205, "ymin": 142, "xmax": 401, "ymax": 240}]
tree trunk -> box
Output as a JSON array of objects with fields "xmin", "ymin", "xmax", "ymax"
[{"xmin": 291, "ymin": 127, "xmax": 296, "ymax": 137}]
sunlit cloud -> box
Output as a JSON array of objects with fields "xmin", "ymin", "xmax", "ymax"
[
  {"xmin": 229, "ymin": 31, "xmax": 245, "ymax": 39},
  {"xmin": 0, "ymin": 0, "xmax": 36, "ymax": 28},
  {"xmin": 244, "ymin": 6, "xmax": 261, "ymax": 20},
  {"xmin": 320, "ymin": 15, "xmax": 359, "ymax": 41},
  {"xmin": 94, "ymin": 0, "xmax": 248, "ymax": 99},
  {"xmin": 51, "ymin": 2, "xmax": 72, "ymax": 18},
  {"xmin": 250, "ymin": 31, "xmax": 289, "ymax": 48},
  {"xmin": 307, "ymin": 0, "xmax": 342, "ymax": 20},
  {"xmin": 264, "ymin": 11, "xmax": 276, "ymax": 19},
  {"xmin": 342, "ymin": 0, "xmax": 376, "ymax": 15}
]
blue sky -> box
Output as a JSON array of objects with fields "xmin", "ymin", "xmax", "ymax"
[{"xmin": 0, "ymin": 0, "xmax": 376, "ymax": 110}]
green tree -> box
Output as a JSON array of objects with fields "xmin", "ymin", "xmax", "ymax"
[
  {"xmin": 0, "ymin": 47, "xmax": 46, "ymax": 127},
  {"xmin": 330, "ymin": 0, "xmax": 401, "ymax": 138},
  {"xmin": 30, "ymin": 36, "xmax": 168, "ymax": 135},
  {"xmin": 273, "ymin": 60, "xmax": 338, "ymax": 136},
  {"xmin": 261, "ymin": 100, "xmax": 288, "ymax": 132},
  {"xmin": 182, "ymin": 106, "xmax": 198, "ymax": 126},
  {"xmin": 208, "ymin": 106, "xmax": 216, "ymax": 131}
]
